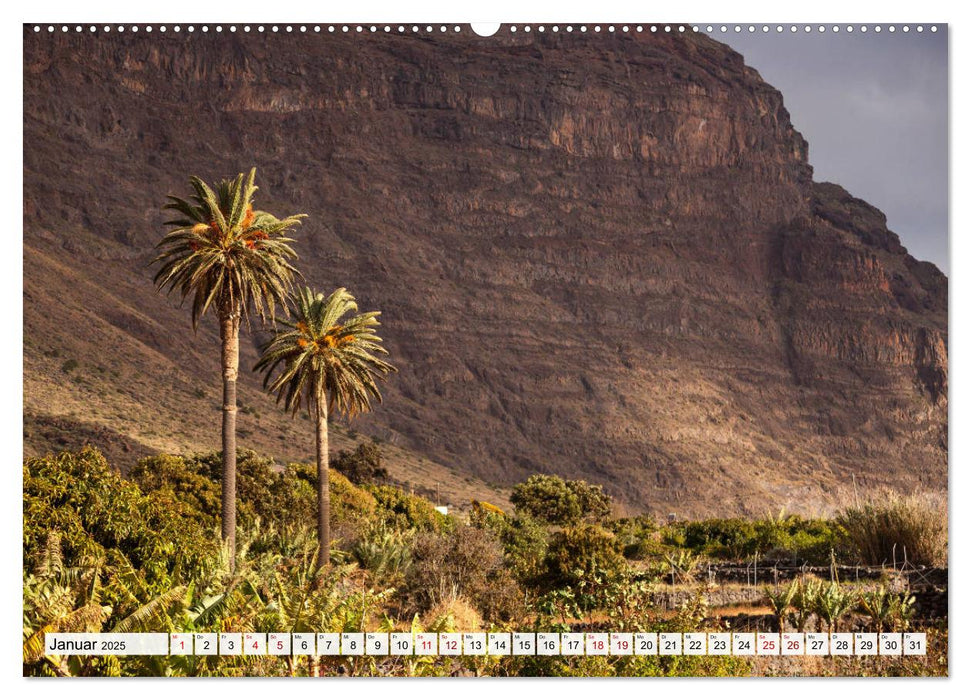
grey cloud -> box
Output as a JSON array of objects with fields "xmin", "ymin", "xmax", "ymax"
[{"xmin": 717, "ymin": 28, "xmax": 948, "ymax": 273}]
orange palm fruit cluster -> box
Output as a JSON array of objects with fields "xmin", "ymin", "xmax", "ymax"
[{"xmin": 241, "ymin": 203, "xmax": 255, "ymax": 228}]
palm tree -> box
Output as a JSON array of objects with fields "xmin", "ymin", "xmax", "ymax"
[
  {"xmin": 154, "ymin": 168, "xmax": 304, "ymax": 569},
  {"xmin": 255, "ymin": 287, "xmax": 396, "ymax": 570}
]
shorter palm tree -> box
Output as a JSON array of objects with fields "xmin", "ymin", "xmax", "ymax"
[
  {"xmin": 255, "ymin": 287, "xmax": 396, "ymax": 570},
  {"xmin": 859, "ymin": 585, "xmax": 917, "ymax": 634}
]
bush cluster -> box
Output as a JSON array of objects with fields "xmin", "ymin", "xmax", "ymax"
[
  {"xmin": 659, "ymin": 515, "xmax": 849, "ymax": 565},
  {"xmin": 332, "ymin": 441, "xmax": 387, "ymax": 485},
  {"xmin": 24, "ymin": 448, "xmax": 217, "ymax": 628},
  {"xmin": 510, "ymin": 474, "xmax": 611, "ymax": 526}
]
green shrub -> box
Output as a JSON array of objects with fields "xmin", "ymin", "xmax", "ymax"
[
  {"xmin": 23, "ymin": 448, "xmax": 217, "ymax": 627},
  {"xmin": 322, "ymin": 468, "xmax": 378, "ymax": 525},
  {"xmin": 333, "ymin": 441, "xmax": 387, "ymax": 485},
  {"xmin": 368, "ymin": 484, "xmax": 448, "ymax": 532},
  {"xmin": 499, "ymin": 515, "xmax": 550, "ymax": 587},
  {"xmin": 137, "ymin": 450, "xmax": 318, "ymax": 533},
  {"xmin": 660, "ymin": 523, "xmax": 687, "ymax": 549},
  {"xmin": 608, "ymin": 516, "xmax": 660, "ymax": 557},
  {"xmin": 661, "ymin": 515, "xmax": 848, "ymax": 565},
  {"xmin": 471, "ymin": 505, "xmax": 549, "ymax": 591},
  {"xmin": 837, "ymin": 491, "xmax": 947, "ymax": 567},
  {"xmin": 681, "ymin": 518, "xmax": 756, "ymax": 558},
  {"xmin": 622, "ymin": 538, "xmax": 668, "ymax": 561},
  {"xmin": 129, "ymin": 454, "xmax": 221, "ymax": 527},
  {"xmin": 541, "ymin": 525, "xmax": 628, "ymax": 608},
  {"xmin": 785, "ymin": 519, "xmax": 849, "ymax": 564},
  {"xmin": 190, "ymin": 450, "xmax": 294, "ymax": 527},
  {"xmin": 281, "ymin": 462, "xmax": 377, "ymax": 545},
  {"xmin": 132, "ymin": 452, "xmax": 379, "ymax": 548},
  {"xmin": 510, "ymin": 474, "xmax": 611, "ymax": 526}
]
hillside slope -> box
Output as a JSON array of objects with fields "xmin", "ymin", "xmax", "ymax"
[{"xmin": 23, "ymin": 28, "xmax": 946, "ymax": 516}]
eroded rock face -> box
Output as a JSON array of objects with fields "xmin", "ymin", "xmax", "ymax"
[{"xmin": 22, "ymin": 29, "xmax": 947, "ymax": 515}]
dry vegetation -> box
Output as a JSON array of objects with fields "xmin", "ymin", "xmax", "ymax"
[
  {"xmin": 837, "ymin": 490, "xmax": 947, "ymax": 568},
  {"xmin": 23, "ymin": 447, "xmax": 947, "ymax": 677}
]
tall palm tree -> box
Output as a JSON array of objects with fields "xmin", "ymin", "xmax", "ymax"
[
  {"xmin": 255, "ymin": 287, "xmax": 396, "ymax": 569},
  {"xmin": 154, "ymin": 168, "xmax": 304, "ymax": 569}
]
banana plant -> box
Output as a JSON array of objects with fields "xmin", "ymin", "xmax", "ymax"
[
  {"xmin": 858, "ymin": 586, "xmax": 895, "ymax": 634},
  {"xmin": 813, "ymin": 582, "xmax": 855, "ymax": 635},
  {"xmin": 788, "ymin": 577, "xmax": 820, "ymax": 632},
  {"xmin": 763, "ymin": 581, "xmax": 797, "ymax": 632}
]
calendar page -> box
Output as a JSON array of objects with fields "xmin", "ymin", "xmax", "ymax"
[{"xmin": 22, "ymin": 10, "xmax": 949, "ymax": 681}]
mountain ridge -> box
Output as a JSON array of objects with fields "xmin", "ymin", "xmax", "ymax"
[{"xmin": 23, "ymin": 28, "xmax": 947, "ymax": 516}]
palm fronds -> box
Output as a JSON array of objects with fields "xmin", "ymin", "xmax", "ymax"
[
  {"xmin": 255, "ymin": 286, "xmax": 397, "ymax": 417},
  {"xmin": 111, "ymin": 585, "xmax": 188, "ymax": 633},
  {"xmin": 154, "ymin": 168, "xmax": 304, "ymax": 326}
]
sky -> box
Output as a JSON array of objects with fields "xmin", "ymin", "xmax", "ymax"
[{"xmin": 717, "ymin": 26, "xmax": 949, "ymax": 274}]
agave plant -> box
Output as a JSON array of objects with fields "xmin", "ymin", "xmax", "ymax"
[
  {"xmin": 352, "ymin": 526, "xmax": 414, "ymax": 587},
  {"xmin": 154, "ymin": 168, "xmax": 304, "ymax": 569}
]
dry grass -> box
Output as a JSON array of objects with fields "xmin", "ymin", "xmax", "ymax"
[
  {"xmin": 837, "ymin": 490, "xmax": 947, "ymax": 567},
  {"xmin": 424, "ymin": 596, "xmax": 484, "ymax": 632}
]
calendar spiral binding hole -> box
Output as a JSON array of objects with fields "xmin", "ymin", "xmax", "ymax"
[{"xmin": 32, "ymin": 24, "xmax": 940, "ymax": 35}]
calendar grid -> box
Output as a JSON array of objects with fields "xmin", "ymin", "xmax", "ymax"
[{"xmin": 45, "ymin": 631, "xmax": 927, "ymax": 657}]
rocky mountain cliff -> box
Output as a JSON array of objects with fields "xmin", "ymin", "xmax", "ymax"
[{"xmin": 23, "ymin": 27, "xmax": 947, "ymax": 516}]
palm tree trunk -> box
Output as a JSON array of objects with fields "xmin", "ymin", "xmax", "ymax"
[
  {"xmin": 220, "ymin": 305, "xmax": 241, "ymax": 571},
  {"xmin": 315, "ymin": 398, "xmax": 330, "ymax": 571}
]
